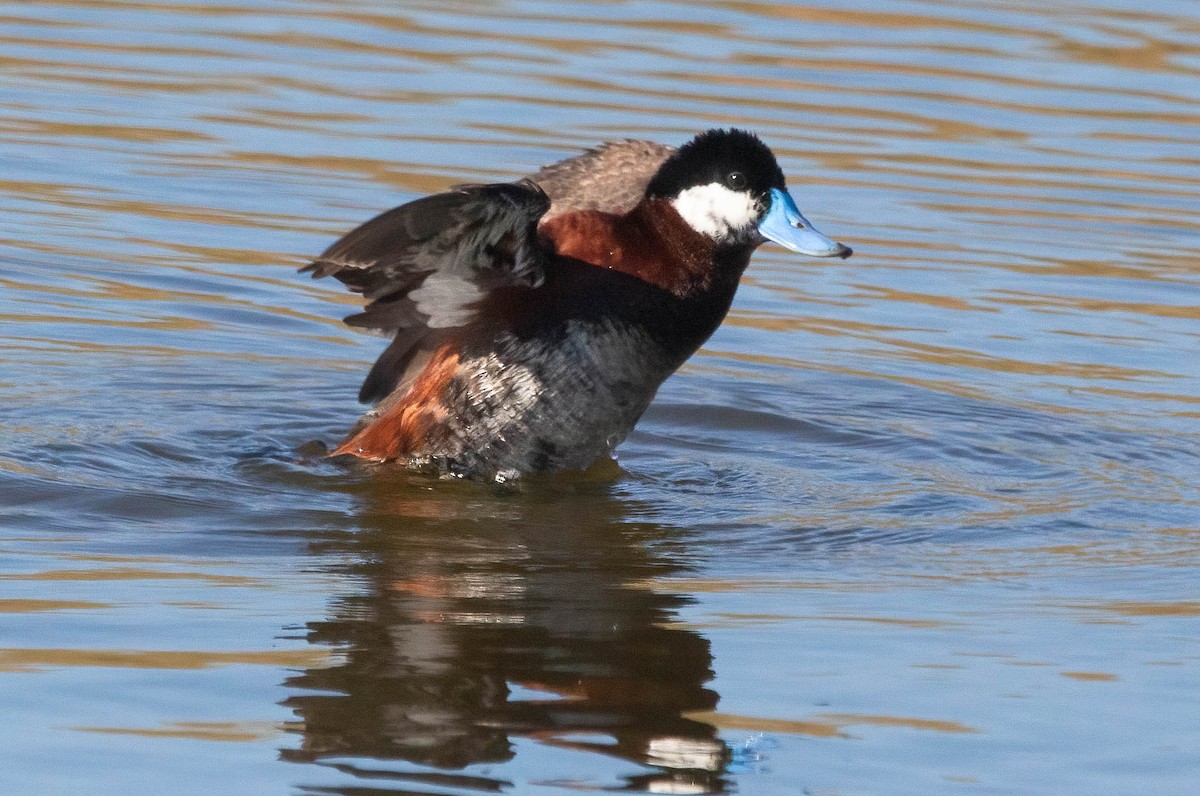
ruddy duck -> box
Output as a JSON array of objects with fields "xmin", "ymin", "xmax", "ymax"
[{"xmin": 305, "ymin": 129, "xmax": 851, "ymax": 479}]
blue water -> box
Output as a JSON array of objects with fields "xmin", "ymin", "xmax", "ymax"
[{"xmin": 1, "ymin": 0, "xmax": 1198, "ymax": 793}]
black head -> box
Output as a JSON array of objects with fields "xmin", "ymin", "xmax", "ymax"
[
  {"xmin": 644, "ymin": 129, "xmax": 785, "ymax": 247},
  {"xmin": 646, "ymin": 128, "xmax": 786, "ymax": 202},
  {"xmin": 645, "ymin": 128, "xmax": 852, "ymax": 258}
]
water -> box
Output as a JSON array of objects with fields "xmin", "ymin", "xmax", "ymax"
[{"xmin": 1, "ymin": 0, "xmax": 1198, "ymax": 793}]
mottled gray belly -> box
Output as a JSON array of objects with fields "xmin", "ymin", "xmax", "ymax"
[{"xmin": 424, "ymin": 322, "xmax": 675, "ymax": 478}]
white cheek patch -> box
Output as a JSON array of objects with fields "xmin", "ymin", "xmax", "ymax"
[
  {"xmin": 409, "ymin": 274, "xmax": 482, "ymax": 328},
  {"xmin": 671, "ymin": 183, "xmax": 761, "ymax": 241}
]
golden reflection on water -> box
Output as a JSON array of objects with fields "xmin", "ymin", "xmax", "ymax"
[
  {"xmin": 687, "ymin": 710, "xmax": 980, "ymax": 738},
  {"xmin": 1072, "ymin": 600, "xmax": 1200, "ymax": 617},
  {"xmin": 71, "ymin": 720, "xmax": 295, "ymax": 743},
  {"xmin": 0, "ymin": 599, "xmax": 111, "ymax": 613},
  {"xmin": 675, "ymin": 612, "xmax": 951, "ymax": 629},
  {"xmin": 0, "ymin": 647, "xmax": 330, "ymax": 673},
  {"xmin": 0, "ymin": 567, "xmax": 264, "ymax": 586},
  {"xmin": 1059, "ymin": 671, "xmax": 1119, "ymax": 681}
]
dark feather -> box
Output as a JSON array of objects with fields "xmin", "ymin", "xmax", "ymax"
[
  {"xmin": 356, "ymin": 328, "xmax": 438, "ymax": 403},
  {"xmin": 303, "ymin": 179, "xmax": 552, "ymax": 403}
]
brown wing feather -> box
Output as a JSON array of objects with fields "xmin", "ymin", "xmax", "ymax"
[{"xmin": 533, "ymin": 140, "xmax": 675, "ymax": 221}]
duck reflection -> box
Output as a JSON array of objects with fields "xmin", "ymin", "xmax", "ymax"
[{"xmin": 282, "ymin": 472, "xmax": 729, "ymax": 793}]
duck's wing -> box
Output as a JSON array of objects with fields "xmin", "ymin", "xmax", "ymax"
[
  {"xmin": 532, "ymin": 140, "xmax": 675, "ymax": 221},
  {"xmin": 303, "ymin": 179, "xmax": 551, "ymax": 403}
]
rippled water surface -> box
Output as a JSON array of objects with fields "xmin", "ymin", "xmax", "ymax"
[{"xmin": 2, "ymin": 1, "xmax": 1199, "ymax": 793}]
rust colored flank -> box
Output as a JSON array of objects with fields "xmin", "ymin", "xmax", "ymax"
[{"xmin": 332, "ymin": 347, "xmax": 461, "ymax": 461}]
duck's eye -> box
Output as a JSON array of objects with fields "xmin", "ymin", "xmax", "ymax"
[{"xmin": 726, "ymin": 171, "xmax": 747, "ymax": 190}]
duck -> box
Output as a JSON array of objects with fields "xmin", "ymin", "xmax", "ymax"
[{"xmin": 304, "ymin": 128, "xmax": 851, "ymax": 480}]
